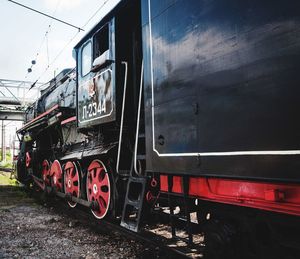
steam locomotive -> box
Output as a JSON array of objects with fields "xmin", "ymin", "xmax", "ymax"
[{"xmin": 16, "ymin": 0, "xmax": 300, "ymax": 258}]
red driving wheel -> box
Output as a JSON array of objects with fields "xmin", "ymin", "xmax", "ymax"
[
  {"xmin": 41, "ymin": 159, "xmax": 51, "ymax": 186},
  {"xmin": 64, "ymin": 161, "xmax": 80, "ymax": 208},
  {"xmin": 25, "ymin": 152, "xmax": 31, "ymax": 168},
  {"xmin": 86, "ymin": 160, "xmax": 111, "ymax": 219},
  {"xmin": 50, "ymin": 160, "xmax": 63, "ymax": 191}
]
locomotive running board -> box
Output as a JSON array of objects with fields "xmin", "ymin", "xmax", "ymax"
[
  {"xmin": 120, "ymin": 176, "xmax": 147, "ymax": 232},
  {"xmin": 17, "ymin": 105, "xmax": 75, "ymax": 134}
]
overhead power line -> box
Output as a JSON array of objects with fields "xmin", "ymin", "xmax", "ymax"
[
  {"xmin": 7, "ymin": 0, "xmax": 84, "ymax": 32},
  {"xmin": 82, "ymin": 0, "xmax": 109, "ymax": 28},
  {"xmin": 29, "ymin": 0, "xmax": 110, "ymax": 90},
  {"xmin": 25, "ymin": 0, "xmax": 61, "ymax": 80},
  {"xmin": 29, "ymin": 33, "xmax": 80, "ymax": 90}
]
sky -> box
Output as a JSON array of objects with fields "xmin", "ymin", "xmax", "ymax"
[
  {"xmin": 0, "ymin": 0, "xmax": 120, "ymax": 151},
  {"xmin": 0, "ymin": 0, "xmax": 120, "ymax": 83}
]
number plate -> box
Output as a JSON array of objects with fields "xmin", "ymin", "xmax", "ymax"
[{"xmin": 78, "ymin": 68, "xmax": 114, "ymax": 126}]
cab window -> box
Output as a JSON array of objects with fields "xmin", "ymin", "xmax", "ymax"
[
  {"xmin": 94, "ymin": 24, "xmax": 109, "ymax": 59},
  {"xmin": 81, "ymin": 41, "xmax": 92, "ymax": 76}
]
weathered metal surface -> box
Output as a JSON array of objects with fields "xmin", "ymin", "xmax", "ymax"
[{"xmin": 59, "ymin": 143, "xmax": 117, "ymax": 161}]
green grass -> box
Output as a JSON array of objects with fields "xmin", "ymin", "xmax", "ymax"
[
  {"xmin": 0, "ymin": 161, "xmax": 13, "ymax": 168},
  {"xmin": 0, "ymin": 172, "xmax": 19, "ymax": 186},
  {"xmin": 0, "ymin": 150, "xmax": 13, "ymax": 168}
]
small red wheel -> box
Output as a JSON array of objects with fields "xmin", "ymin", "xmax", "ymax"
[
  {"xmin": 50, "ymin": 160, "xmax": 63, "ymax": 191},
  {"xmin": 25, "ymin": 152, "xmax": 31, "ymax": 168},
  {"xmin": 146, "ymin": 191, "xmax": 153, "ymax": 202},
  {"xmin": 41, "ymin": 159, "xmax": 51, "ymax": 186},
  {"xmin": 64, "ymin": 161, "xmax": 80, "ymax": 208},
  {"xmin": 86, "ymin": 160, "xmax": 111, "ymax": 219},
  {"xmin": 151, "ymin": 178, "xmax": 158, "ymax": 187}
]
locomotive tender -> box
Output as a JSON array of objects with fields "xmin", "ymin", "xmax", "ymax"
[{"xmin": 17, "ymin": 0, "xmax": 300, "ymax": 257}]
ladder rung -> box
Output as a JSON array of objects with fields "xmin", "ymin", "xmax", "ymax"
[
  {"xmin": 126, "ymin": 199, "xmax": 141, "ymax": 207},
  {"xmin": 118, "ymin": 170, "xmax": 130, "ymax": 175},
  {"xmin": 120, "ymin": 221, "xmax": 139, "ymax": 232},
  {"xmin": 128, "ymin": 176, "xmax": 148, "ymax": 183},
  {"xmin": 136, "ymin": 154, "xmax": 146, "ymax": 160}
]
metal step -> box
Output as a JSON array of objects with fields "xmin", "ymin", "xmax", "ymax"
[{"xmin": 120, "ymin": 176, "xmax": 148, "ymax": 232}]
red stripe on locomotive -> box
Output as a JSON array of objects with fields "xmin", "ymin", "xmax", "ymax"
[{"xmin": 160, "ymin": 175, "xmax": 300, "ymax": 216}]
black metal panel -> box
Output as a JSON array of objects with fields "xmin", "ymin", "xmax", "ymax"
[
  {"xmin": 44, "ymin": 74, "xmax": 76, "ymax": 111},
  {"xmin": 154, "ymin": 95, "xmax": 198, "ymax": 154},
  {"xmin": 60, "ymin": 143, "xmax": 117, "ymax": 161},
  {"xmin": 141, "ymin": 0, "xmax": 300, "ymax": 182}
]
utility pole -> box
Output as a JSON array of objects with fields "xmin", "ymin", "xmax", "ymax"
[{"xmin": 1, "ymin": 120, "xmax": 5, "ymax": 162}]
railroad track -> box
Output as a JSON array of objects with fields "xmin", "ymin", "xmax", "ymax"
[
  {"xmin": 27, "ymin": 187, "xmax": 203, "ymax": 259},
  {"xmin": 0, "ymin": 167, "xmax": 13, "ymax": 173}
]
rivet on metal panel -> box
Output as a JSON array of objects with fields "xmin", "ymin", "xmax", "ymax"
[
  {"xmin": 158, "ymin": 135, "xmax": 165, "ymax": 145},
  {"xmin": 192, "ymin": 102, "xmax": 199, "ymax": 115}
]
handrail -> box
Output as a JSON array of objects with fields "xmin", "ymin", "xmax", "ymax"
[
  {"xmin": 116, "ymin": 61, "xmax": 128, "ymax": 174},
  {"xmin": 134, "ymin": 60, "xmax": 144, "ymax": 175}
]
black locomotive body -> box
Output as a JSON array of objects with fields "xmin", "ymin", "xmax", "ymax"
[
  {"xmin": 142, "ymin": 0, "xmax": 300, "ymax": 182},
  {"xmin": 16, "ymin": 0, "xmax": 300, "ymax": 257}
]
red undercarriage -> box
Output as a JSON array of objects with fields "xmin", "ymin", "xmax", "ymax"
[{"xmin": 160, "ymin": 175, "xmax": 300, "ymax": 217}]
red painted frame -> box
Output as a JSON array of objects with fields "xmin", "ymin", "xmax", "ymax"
[
  {"xmin": 160, "ymin": 175, "xmax": 300, "ymax": 216},
  {"xmin": 61, "ymin": 116, "xmax": 76, "ymax": 125},
  {"xmin": 19, "ymin": 104, "xmax": 59, "ymax": 131}
]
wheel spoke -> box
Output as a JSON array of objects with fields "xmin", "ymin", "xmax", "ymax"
[
  {"xmin": 66, "ymin": 168, "xmax": 70, "ymax": 178},
  {"xmin": 99, "ymin": 173, "xmax": 109, "ymax": 187},
  {"xmin": 93, "ymin": 168, "xmax": 97, "ymax": 178},
  {"xmin": 70, "ymin": 166, "xmax": 74, "ymax": 177},
  {"xmin": 98, "ymin": 196, "xmax": 107, "ymax": 209},
  {"xmin": 72, "ymin": 173, "xmax": 79, "ymax": 182},
  {"xmin": 99, "ymin": 188, "xmax": 109, "ymax": 203}
]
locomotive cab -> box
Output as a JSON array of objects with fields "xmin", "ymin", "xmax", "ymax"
[
  {"xmin": 76, "ymin": 22, "xmax": 115, "ymax": 127},
  {"xmin": 75, "ymin": 0, "xmax": 142, "ymax": 133},
  {"xmin": 70, "ymin": 0, "xmax": 144, "ymax": 218}
]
